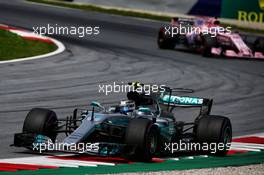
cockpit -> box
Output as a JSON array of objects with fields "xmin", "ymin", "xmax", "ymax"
[{"xmin": 107, "ymin": 91, "xmax": 161, "ymax": 117}]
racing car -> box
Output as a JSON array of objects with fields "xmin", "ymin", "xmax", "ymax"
[
  {"xmin": 158, "ymin": 17, "xmax": 264, "ymax": 59},
  {"xmin": 13, "ymin": 83, "xmax": 232, "ymax": 162}
]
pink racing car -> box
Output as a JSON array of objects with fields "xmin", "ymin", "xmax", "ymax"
[{"xmin": 157, "ymin": 17, "xmax": 264, "ymax": 59}]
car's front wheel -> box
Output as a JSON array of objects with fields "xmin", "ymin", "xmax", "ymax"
[
  {"xmin": 201, "ymin": 34, "xmax": 217, "ymax": 57},
  {"xmin": 157, "ymin": 27, "xmax": 176, "ymax": 49},
  {"xmin": 23, "ymin": 108, "xmax": 58, "ymax": 142},
  {"xmin": 125, "ymin": 118, "xmax": 158, "ymax": 162}
]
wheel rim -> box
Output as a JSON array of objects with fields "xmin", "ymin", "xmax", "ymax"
[
  {"xmin": 158, "ymin": 37, "xmax": 164, "ymax": 47},
  {"xmin": 148, "ymin": 131, "xmax": 157, "ymax": 154},
  {"xmin": 223, "ymin": 126, "xmax": 231, "ymax": 150}
]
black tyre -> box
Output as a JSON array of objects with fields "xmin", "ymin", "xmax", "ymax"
[
  {"xmin": 196, "ymin": 115, "xmax": 232, "ymax": 156},
  {"xmin": 125, "ymin": 118, "xmax": 158, "ymax": 162},
  {"xmin": 254, "ymin": 37, "xmax": 264, "ymax": 53},
  {"xmin": 157, "ymin": 27, "xmax": 176, "ymax": 49},
  {"xmin": 201, "ymin": 34, "xmax": 217, "ymax": 57},
  {"xmin": 23, "ymin": 108, "xmax": 58, "ymax": 142}
]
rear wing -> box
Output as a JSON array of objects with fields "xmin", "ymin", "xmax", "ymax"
[
  {"xmin": 161, "ymin": 95, "xmax": 203, "ymax": 106},
  {"xmin": 159, "ymin": 87, "xmax": 213, "ymax": 115},
  {"xmin": 126, "ymin": 82, "xmax": 213, "ymax": 115}
]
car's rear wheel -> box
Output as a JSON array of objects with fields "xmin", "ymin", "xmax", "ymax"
[
  {"xmin": 125, "ymin": 118, "xmax": 158, "ymax": 162},
  {"xmin": 195, "ymin": 115, "xmax": 232, "ymax": 156},
  {"xmin": 23, "ymin": 108, "xmax": 58, "ymax": 142},
  {"xmin": 157, "ymin": 27, "xmax": 176, "ymax": 49}
]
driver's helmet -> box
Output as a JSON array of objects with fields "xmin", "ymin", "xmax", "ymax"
[
  {"xmin": 195, "ymin": 18, "xmax": 205, "ymax": 26},
  {"xmin": 135, "ymin": 107, "xmax": 154, "ymax": 116},
  {"xmin": 119, "ymin": 100, "xmax": 135, "ymax": 114},
  {"xmin": 213, "ymin": 20, "xmax": 220, "ymax": 25}
]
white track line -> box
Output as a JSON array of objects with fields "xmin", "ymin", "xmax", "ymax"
[
  {"xmin": 0, "ymin": 156, "xmax": 118, "ymax": 168},
  {"xmin": 49, "ymin": 158, "xmax": 115, "ymax": 166},
  {"xmin": 231, "ymin": 142, "xmax": 264, "ymax": 149},
  {"xmin": 230, "ymin": 132, "xmax": 264, "ymax": 152},
  {"xmin": 171, "ymin": 158, "xmax": 179, "ymax": 161},
  {"xmin": 0, "ymin": 157, "xmax": 83, "ymax": 168},
  {"xmin": 72, "ymin": 160, "xmax": 115, "ymax": 166},
  {"xmin": 0, "ymin": 159, "xmax": 79, "ymax": 168},
  {"xmin": 198, "ymin": 155, "xmax": 208, "ymax": 158},
  {"xmin": 233, "ymin": 132, "xmax": 264, "ymax": 138},
  {"xmin": 230, "ymin": 146, "xmax": 261, "ymax": 152}
]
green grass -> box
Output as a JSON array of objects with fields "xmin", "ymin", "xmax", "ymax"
[
  {"xmin": 0, "ymin": 29, "xmax": 57, "ymax": 61},
  {"xmin": 27, "ymin": 0, "xmax": 264, "ymax": 35}
]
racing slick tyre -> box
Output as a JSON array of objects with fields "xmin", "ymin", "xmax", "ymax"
[
  {"xmin": 23, "ymin": 108, "xmax": 58, "ymax": 142},
  {"xmin": 201, "ymin": 34, "xmax": 217, "ymax": 57},
  {"xmin": 196, "ymin": 115, "xmax": 232, "ymax": 156},
  {"xmin": 254, "ymin": 37, "xmax": 264, "ymax": 54},
  {"xmin": 125, "ymin": 118, "xmax": 158, "ymax": 162},
  {"xmin": 157, "ymin": 27, "xmax": 176, "ymax": 49}
]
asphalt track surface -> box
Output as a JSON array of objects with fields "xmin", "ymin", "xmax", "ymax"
[{"xmin": 0, "ymin": 0, "xmax": 264, "ymax": 159}]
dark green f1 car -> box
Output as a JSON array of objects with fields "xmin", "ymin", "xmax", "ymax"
[{"xmin": 13, "ymin": 83, "xmax": 232, "ymax": 162}]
